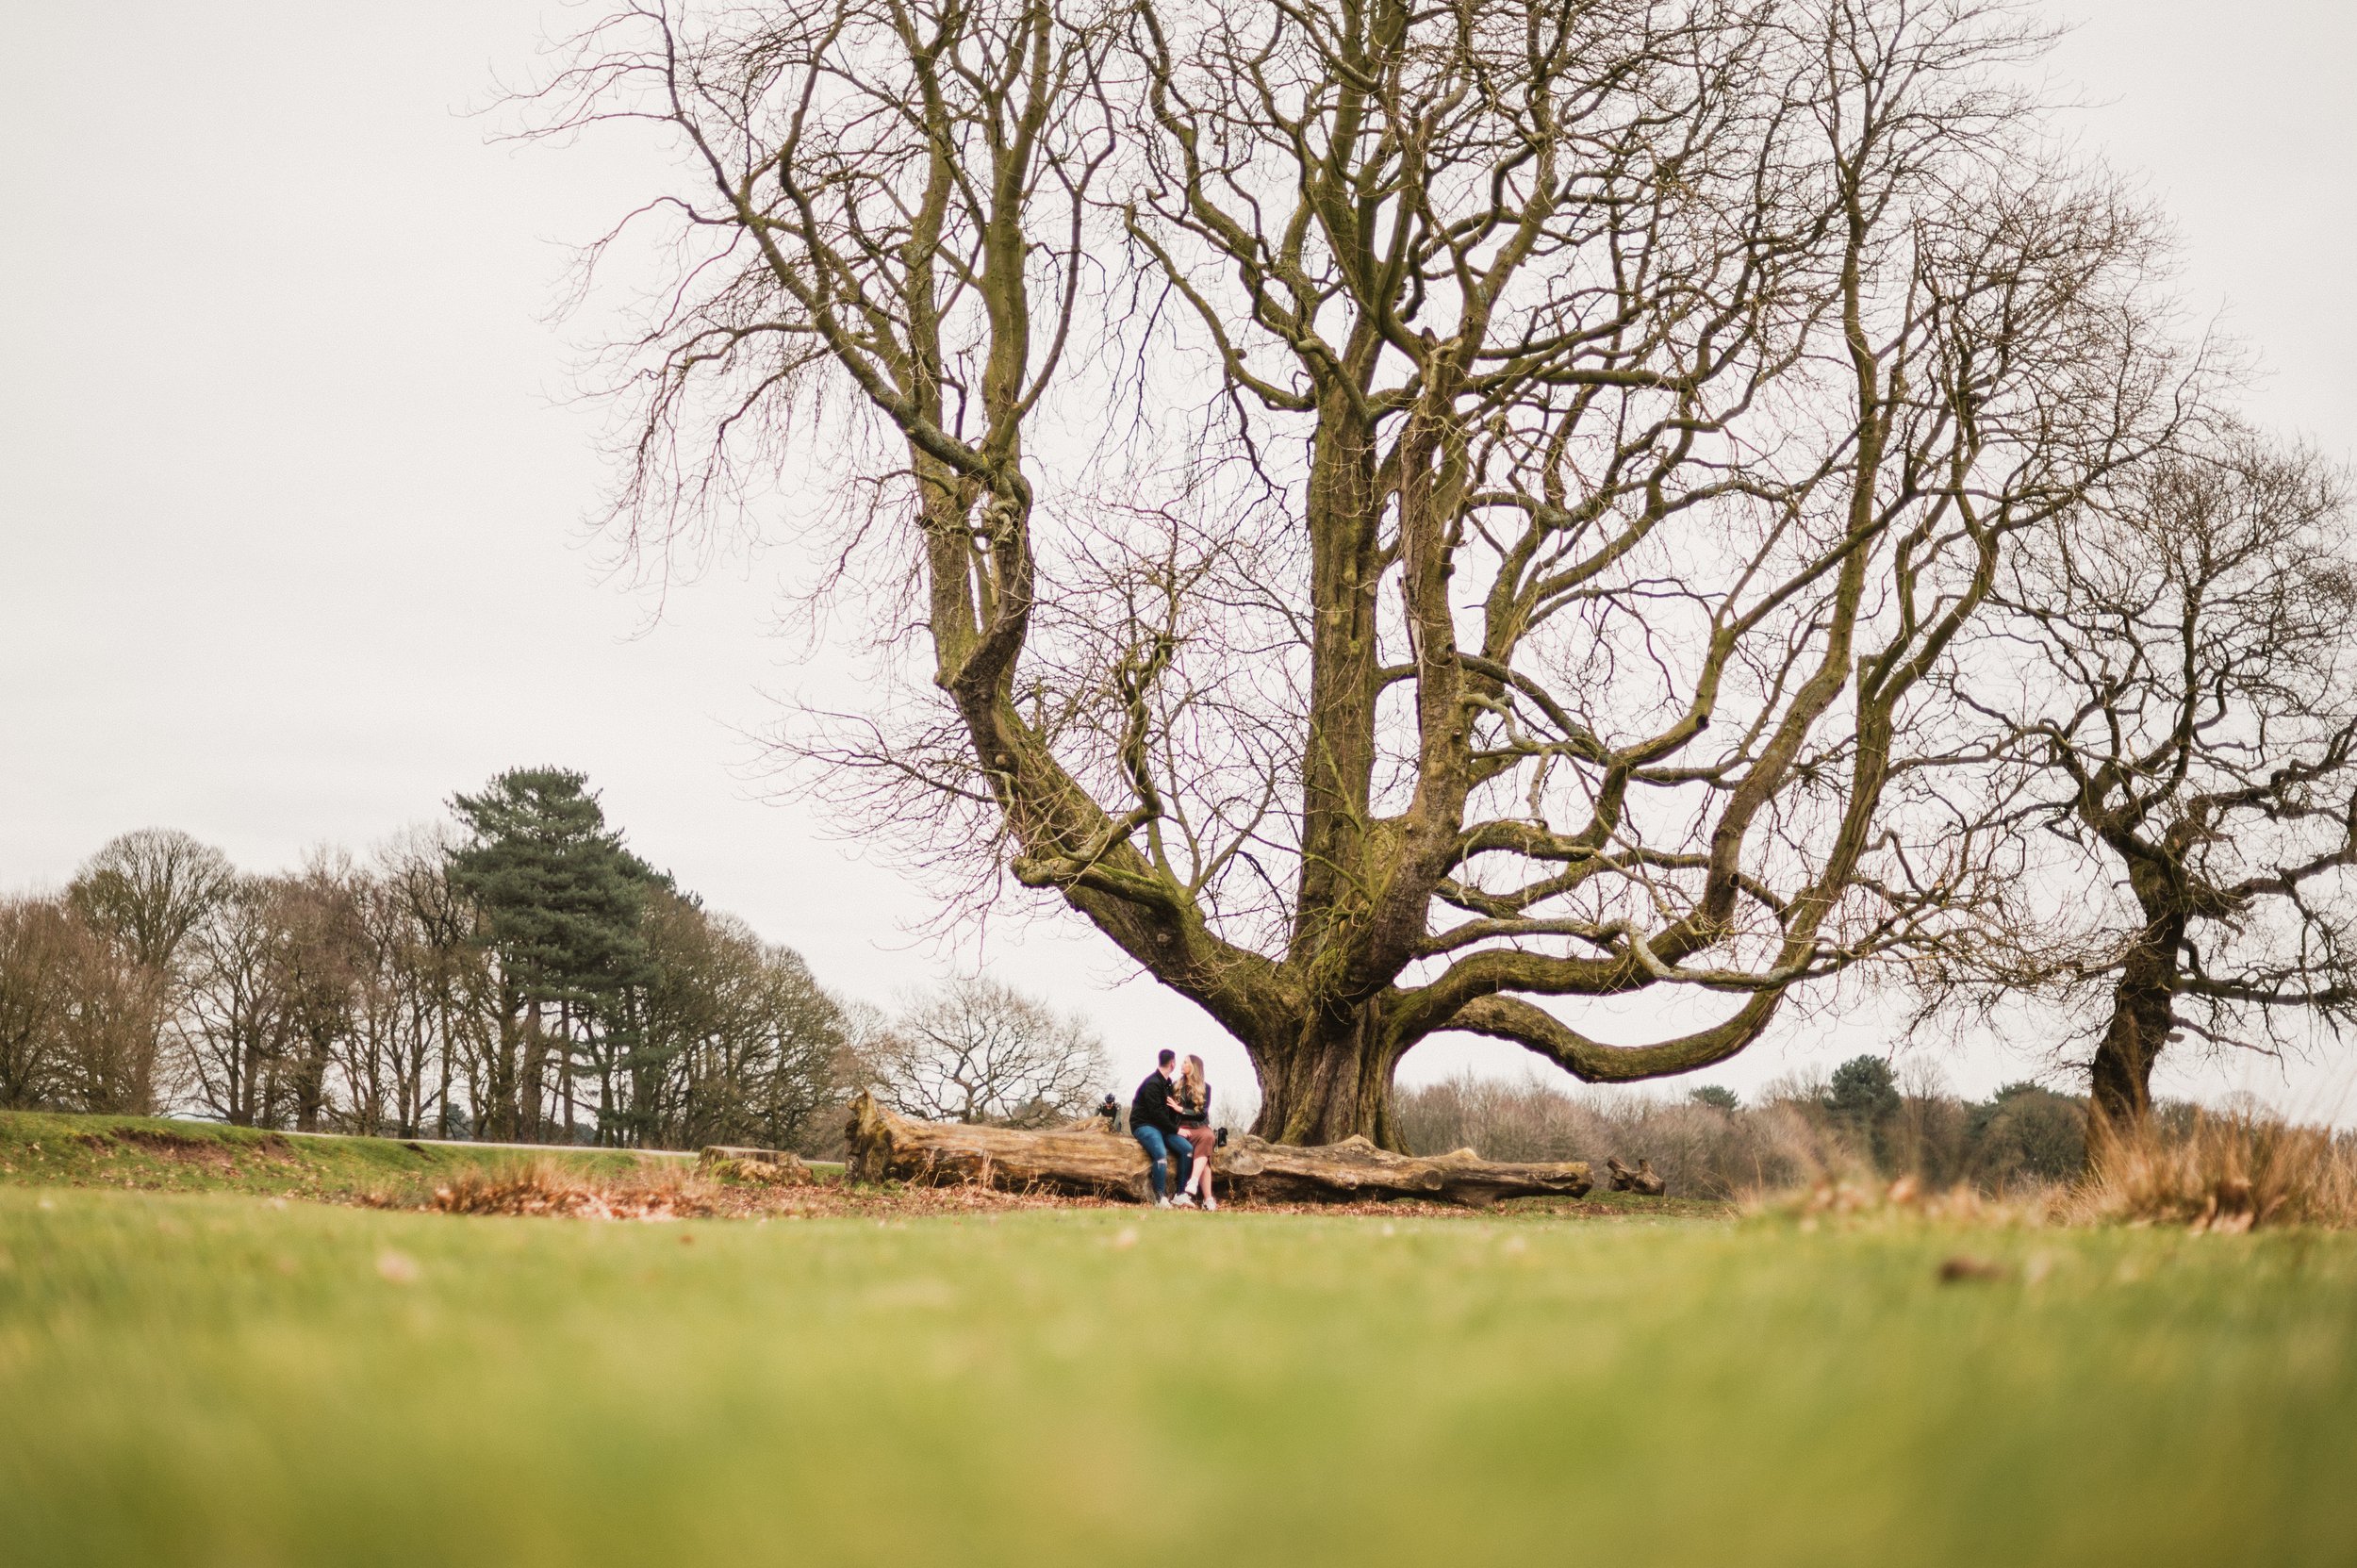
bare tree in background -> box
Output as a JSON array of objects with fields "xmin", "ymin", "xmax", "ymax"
[
  {"xmin": 865, "ymin": 976, "xmax": 1107, "ymax": 1128},
  {"xmin": 623, "ymin": 887, "xmax": 854, "ymax": 1149},
  {"xmin": 64, "ymin": 829, "xmax": 235, "ymax": 1110},
  {"xmin": 0, "ymin": 900, "xmax": 74, "ymax": 1108},
  {"xmin": 0, "ymin": 831, "xmax": 234, "ymax": 1115},
  {"xmin": 1952, "ymin": 437, "xmax": 2357, "ymax": 1128},
  {"xmin": 181, "ymin": 877, "xmax": 299, "ymax": 1128},
  {"xmin": 66, "ymin": 830, "xmax": 236, "ymax": 977},
  {"xmin": 0, "ymin": 900, "xmax": 85, "ymax": 1109},
  {"xmin": 255, "ymin": 864, "xmax": 367, "ymax": 1135},
  {"xmin": 334, "ymin": 852, "xmax": 455, "ymax": 1140},
  {"xmin": 375, "ymin": 826, "xmax": 496, "ymax": 1141},
  {"xmin": 1, "ymin": 894, "xmax": 184, "ymax": 1114},
  {"xmin": 530, "ymin": 0, "xmax": 2197, "ymax": 1143}
]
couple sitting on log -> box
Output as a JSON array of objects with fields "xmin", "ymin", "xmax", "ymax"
[{"xmin": 1129, "ymin": 1049, "xmax": 1218, "ymax": 1210}]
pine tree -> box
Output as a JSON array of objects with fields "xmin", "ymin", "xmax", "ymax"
[
  {"xmin": 1824, "ymin": 1057, "xmax": 1904, "ymax": 1172},
  {"xmin": 448, "ymin": 768, "xmax": 656, "ymax": 1141}
]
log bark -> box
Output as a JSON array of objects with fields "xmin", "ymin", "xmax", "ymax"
[
  {"xmin": 842, "ymin": 1093, "xmax": 1591, "ymax": 1208},
  {"xmin": 1605, "ymin": 1157, "xmax": 1665, "ymax": 1197}
]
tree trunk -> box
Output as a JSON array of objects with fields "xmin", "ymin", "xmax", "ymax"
[
  {"xmin": 561, "ymin": 1004, "xmax": 576, "ymax": 1145},
  {"xmin": 2090, "ymin": 921, "xmax": 2182, "ymax": 1131},
  {"xmin": 231, "ymin": 1036, "xmax": 255, "ymax": 1127},
  {"xmin": 292, "ymin": 1045, "xmax": 326, "ymax": 1133},
  {"xmin": 845, "ymin": 1093, "xmax": 1590, "ymax": 1207},
  {"xmin": 519, "ymin": 996, "xmax": 546, "ymax": 1142},
  {"xmin": 1252, "ymin": 1007, "xmax": 1400, "ymax": 1148},
  {"xmin": 484, "ymin": 986, "xmax": 521, "ymax": 1142},
  {"xmin": 433, "ymin": 994, "xmax": 453, "ymax": 1141}
]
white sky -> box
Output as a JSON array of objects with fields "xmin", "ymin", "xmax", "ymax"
[{"xmin": 4, "ymin": 1, "xmax": 2354, "ymax": 1124}]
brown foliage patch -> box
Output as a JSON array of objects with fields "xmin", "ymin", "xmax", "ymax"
[
  {"xmin": 1744, "ymin": 1111, "xmax": 2357, "ymax": 1233},
  {"xmin": 2068, "ymin": 1114, "xmax": 2357, "ymax": 1232},
  {"xmin": 1762, "ymin": 1173, "xmax": 2054, "ymax": 1228},
  {"xmin": 99, "ymin": 1127, "xmax": 292, "ymax": 1164},
  {"xmin": 421, "ymin": 1159, "xmax": 725, "ymax": 1220},
  {"xmin": 701, "ymin": 1155, "xmax": 813, "ymax": 1187}
]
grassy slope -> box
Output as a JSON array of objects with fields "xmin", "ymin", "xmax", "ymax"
[
  {"xmin": 0, "ymin": 1110, "xmax": 818, "ymax": 1204},
  {"xmin": 3, "ymin": 1186, "xmax": 2351, "ymax": 1568}
]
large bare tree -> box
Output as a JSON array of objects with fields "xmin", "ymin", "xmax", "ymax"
[
  {"xmin": 533, "ymin": 0, "xmax": 2194, "ymax": 1143},
  {"xmin": 1953, "ymin": 437, "xmax": 2357, "ymax": 1128}
]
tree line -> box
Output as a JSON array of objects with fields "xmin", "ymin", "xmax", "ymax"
[
  {"xmin": 1396, "ymin": 1059, "xmax": 2097, "ymax": 1201},
  {"xmin": 0, "ymin": 769, "xmax": 1108, "ymax": 1148}
]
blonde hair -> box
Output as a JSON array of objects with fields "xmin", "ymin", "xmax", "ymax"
[{"xmin": 1179, "ymin": 1055, "xmax": 1207, "ymax": 1099}]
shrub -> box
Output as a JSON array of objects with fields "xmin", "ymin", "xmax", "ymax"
[
  {"xmin": 422, "ymin": 1158, "xmax": 721, "ymax": 1219},
  {"xmin": 1970, "ymin": 1087, "xmax": 2087, "ymax": 1189},
  {"xmin": 1394, "ymin": 1073, "xmax": 1852, "ymax": 1199},
  {"xmin": 1395, "ymin": 1067, "xmax": 2118, "ymax": 1200},
  {"xmin": 2070, "ymin": 1113, "xmax": 2357, "ymax": 1231}
]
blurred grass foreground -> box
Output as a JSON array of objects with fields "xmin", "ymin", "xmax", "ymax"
[{"xmin": 5, "ymin": 1178, "xmax": 2355, "ymax": 1567}]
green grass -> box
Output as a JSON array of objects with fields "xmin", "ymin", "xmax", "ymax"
[
  {"xmin": 3, "ymin": 1183, "xmax": 2351, "ymax": 1567},
  {"xmin": 0, "ymin": 1109, "xmax": 856, "ymax": 1204},
  {"xmin": 0, "ymin": 1108, "xmax": 680, "ymax": 1200}
]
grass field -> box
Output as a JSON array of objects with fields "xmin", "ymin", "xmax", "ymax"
[
  {"xmin": 4, "ymin": 1167, "xmax": 2353, "ymax": 1568},
  {"xmin": 0, "ymin": 1109, "xmax": 714, "ymax": 1204}
]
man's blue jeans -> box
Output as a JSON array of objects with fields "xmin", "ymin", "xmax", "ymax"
[{"xmin": 1133, "ymin": 1125, "xmax": 1193, "ymax": 1199}]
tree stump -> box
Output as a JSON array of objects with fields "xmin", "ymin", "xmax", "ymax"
[
  {"xmin": 843, "ymin": 1093, "xmax": 1591, "ymax": 1207},
  {"xmin": 1606, "ymin": 1157, "xmax": 1666, "ymax": 1197}
]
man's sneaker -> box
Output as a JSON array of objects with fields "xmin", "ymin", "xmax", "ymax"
[
  {"xmin": 1173, "ymin": 1194, "xmax": 1196, "ymax": 1208},
  {"xmin": 1154, "ymin": 1197, "xmax": 1172, "ymax": 1209}
]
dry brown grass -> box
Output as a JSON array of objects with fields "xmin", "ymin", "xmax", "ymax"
[
  {"xmin": 420, "ymin": 1158, "xmax": 726, "ymax": 1220},
  {"xmin": 1743, "ymin": 1112, "xmax": 2357, "ymax": 1233},
  {"xmin": 2065, "ymin": 1113, "xmax": 2357, "ymax": 1232},
  {"xmin": 1747, "ymin": 1171, "xmax": 2058, "ymax": 1229}
]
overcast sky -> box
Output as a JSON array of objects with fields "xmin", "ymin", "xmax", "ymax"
[{"xmin": 5, "ymin": 1, "xmax": 2355, "ymax": 1122}]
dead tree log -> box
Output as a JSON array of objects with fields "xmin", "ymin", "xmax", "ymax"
[
  {"xmin": 843, "ymin": 1093, "xmax": 1591, "ymax": 1207},
  {"xmin": 1606, "ymin": 1157, "xmax": 1666, "ymax": 1197},
  {"xmin": 1221, "ymin": 1135, "xmax": 1594, "ymax": 1207}
]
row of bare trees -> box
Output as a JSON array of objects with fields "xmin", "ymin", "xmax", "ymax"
[
  {"xmin": 536, "ymin": 0, "xmax": 2357, "ymax": 1141},
  {"xmin": 1394, "ymin": 1061, "xmax": 2090, "ymax": 1199},
  {"xmin": 0, "ymin": 821, "xmax": 857, "ymax": 1148},
  {"xmin": 4, "ymin": 809, "xmax": 1121, "ymax": 1147}
]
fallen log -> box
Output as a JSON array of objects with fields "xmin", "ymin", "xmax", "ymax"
[
  {"xmin": 844, "ymin": 1094, "xmax": 1150, "ymax": 1199},
  {"xmin": 843, "ymin": 1092, "xmax": 1591, "ymax": 1208},
  {"xmin": 1220, "ymin": 1134, "xmax": 1594, "ymax": 1207},
  {"xmin": 1605, "ymin": 1157, "xmax": 1666, "ymax": 1197}
]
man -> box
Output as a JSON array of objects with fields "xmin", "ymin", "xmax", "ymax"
[{"xmin": 1129, "ymin": 1049, "xmax": 1194, "ymax": 1207}]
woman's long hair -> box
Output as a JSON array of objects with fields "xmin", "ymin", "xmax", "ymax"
[{"xmin": 1179, "ymin": 1054, "xmax": 1207, "ymax": 1106}]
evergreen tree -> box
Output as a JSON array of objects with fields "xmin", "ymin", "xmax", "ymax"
[
  {"xmin": 1824, "ymin": 1056, "xmax": 1904, "ymax": 1170},
  {"xmin": 448, "ymin": 768, "xmax": 656, "ymax": 1140},
  {"xmin": 1966, "ymin": 1083, "xmax": 2089, "ymax": 1187}
]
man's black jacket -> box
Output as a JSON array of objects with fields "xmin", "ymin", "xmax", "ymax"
[{"xmin": 1129, "ymin": 1069, "xmax": 1179, "ymax": 1136}]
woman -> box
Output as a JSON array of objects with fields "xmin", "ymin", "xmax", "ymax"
[{"xmin": 1173, "ymin": 1054, "xmax": 1219, "ymax": 1211}]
